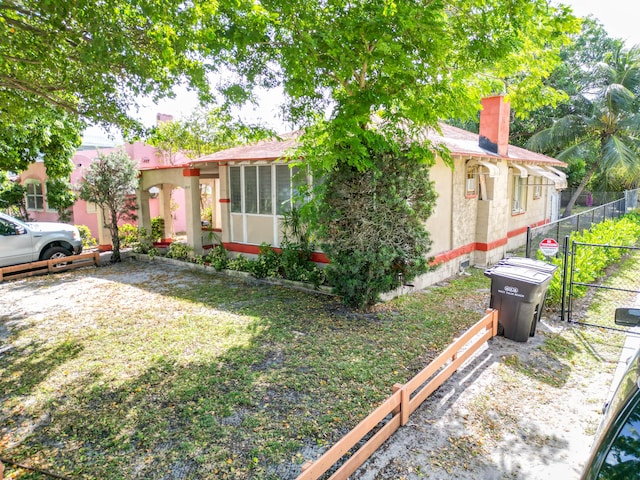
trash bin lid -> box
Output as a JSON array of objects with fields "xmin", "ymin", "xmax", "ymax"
[
  {"xmin": 499, "ymin": 257, "xmax": 558, "ymax": 274},
  {"xmin": 484, "ymin": 264, "xmax": 552, "ymax": 284}
]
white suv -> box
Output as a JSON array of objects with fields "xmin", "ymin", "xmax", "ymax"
[{"xmin": 0, "ymin": 212, "xmax": 83, "ymax": 268}]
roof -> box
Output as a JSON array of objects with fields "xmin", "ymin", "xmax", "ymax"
[
  {"xmin": 191, "ymin": 131, "xmax": 301, "ymax": 164},
  {"xmin": 172, "ymin": 124, "xmax": 565, "ymax": 168},
  {"xmin": 429, "ymin": 124, "xmax": 565, "ymax": 166}
]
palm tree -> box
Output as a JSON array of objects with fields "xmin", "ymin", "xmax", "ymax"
[{"xmin": 528, "ymin": 44, "xmax": 640, "ymax": 217}]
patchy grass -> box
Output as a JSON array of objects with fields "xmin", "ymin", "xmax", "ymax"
[{"xmin": 0, "ymin": 262, "xmax": 491, "ymax": 479}]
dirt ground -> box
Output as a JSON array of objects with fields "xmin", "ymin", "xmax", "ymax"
[
  {"xmin": 353, "ymin": 320, "xmax": 621, "ymax": 480},
  {"xmin": 0, "ymin": 259, "xmax": 626, "ymax": 479}
]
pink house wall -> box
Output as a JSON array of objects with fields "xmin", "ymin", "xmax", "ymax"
[{"xmin": 19, "ymin": 142, "xmax": 189, "ymax": 238}]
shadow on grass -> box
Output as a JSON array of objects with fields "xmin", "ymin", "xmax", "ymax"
[{"xmin": 0, "ymin": 260, "xmax": 493, "ymax": 480}]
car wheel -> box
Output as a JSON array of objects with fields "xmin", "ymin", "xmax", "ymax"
[{"xmin": 42, "ymin": 246, "xmax": 72, "ymax": 264}]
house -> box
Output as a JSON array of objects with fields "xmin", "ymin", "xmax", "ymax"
[
  {"xmin": 137, "ymin": 95, "xmax": 567, "ymax": 288},
  {"xmin": 18, "ymin": 116, "xmax": 190, "ymax": 249}
]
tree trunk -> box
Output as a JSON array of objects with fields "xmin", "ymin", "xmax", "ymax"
[
  {"xmin": 562, "ymin": 161, "xmax": 600, "ymax": 217},
  {"xmin": 110, "ymin": 208, "xmax": 121, "ymax": 263}
]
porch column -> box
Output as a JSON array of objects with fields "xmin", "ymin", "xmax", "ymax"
[
  {"xmin": 159, "ymin": 185, "xmax": 174, "ymax": 241},
  {"xmin": 218, "ymin": 164, "xmax": 231, "ymax": 243},
  {"xmin": 97, "ymin": 206, "xmax": 113, "ymax": 251},
  {"xmin": 474, "ymin": 163, "xmax": 509, "ymax": 266},
  {"xmin": 136, "ymin": 188, "xmax": 151, "ymax": 236},
  {"xmin": 183, "ymin": 168, "xmax": 202, "ymax": 254}
]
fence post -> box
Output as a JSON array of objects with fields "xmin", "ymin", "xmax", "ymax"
[
  {"xmin": 525, "ymin": 226, "xmax": 531, "ymax": 258},
  {"xmin": 400, "ymin": 387, "xmax": 410, "ymax": 426},
  {"xmin": 560, "ymin": 235, "xmax": 570, "ymax": 322},
  {"xmin": 392, "ymin": 384, "xmax": 403, "ymax": 416}
]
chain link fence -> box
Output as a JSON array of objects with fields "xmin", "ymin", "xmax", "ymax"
[{"xmin": 524, "ymin": 189, "xmax": 639, "ymax": 259}]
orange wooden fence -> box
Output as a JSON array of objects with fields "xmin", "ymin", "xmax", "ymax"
[
  {"xmin": 0, "ymin": 252, "xmax": 101, "ymax": 282},
  {"xmin": 297, "ymin": 309, "xmax": 499, "ymax": 480}
]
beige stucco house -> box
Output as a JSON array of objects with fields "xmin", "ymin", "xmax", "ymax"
[{"xmin": 137, "ymin": 95, "xmax": 567, "ymax": 289}]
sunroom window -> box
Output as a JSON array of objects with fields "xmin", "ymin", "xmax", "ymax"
[{"xmin": 230, "ymin": 164, "xmax": 307, "ymax": 216}]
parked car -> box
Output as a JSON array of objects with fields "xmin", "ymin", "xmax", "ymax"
[
  {"xmin": 581, "ymin": 307, "xmax": 640, "ymax": 479},
  {"xmin": 0, "ymin": 212, "xmax": 83, "ymax": 268}
]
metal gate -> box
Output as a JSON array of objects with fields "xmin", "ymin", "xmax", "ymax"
[{"xmin": 564, "ymin": 241, "xmax": 640, "ymax": 331}]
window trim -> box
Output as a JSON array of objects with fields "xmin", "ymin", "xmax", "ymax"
[
  {"xmin": 512, "ymin": 174, "xmax": 527, "ymax": 215},
  {"xmin": 24, "ymin": 179, "xmax": 45, "ymax": 211},
  {"xmin": 229, "ymin": 163, "xmax": 307, "ymax": 217},
  {"xmin": 533, "ymin": 176, "xmax": 542, "ymax": 199}
]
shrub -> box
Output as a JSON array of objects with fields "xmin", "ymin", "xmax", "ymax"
[
  {"xmin": 226, "ymin": 254, "xmax": 252, "ymax": 272},
  {"xmin": 131, "ymin": 228, "xmax": 158, "ymax": 257},
  {"xmin": 205, "ymin": 244, "xmax": 228, "ymax": 270},
  {"xmin": 544, "ymin": 214, "xmax": 640, "ymax": 305},
  {"xmin": 165, "ymin": 242, "xmax": 193, "ymax": 261},
  {"xmin": 280, "ymin": 241, "xmax": 326, "ymax": 287},
  {"xmin": 151, "ymin": 217, "xmax": 164, "ymax": 242},
  {"xmin": 251, "ymin": 243, "xmax": 282, "ymax": 279},
  {"xmin": 118, "ymin": 223, "xmax": 139, "ymax": 248},
  {"xmin": 76, "ymin": 225, "xmax": 97, "ymax": 249}
]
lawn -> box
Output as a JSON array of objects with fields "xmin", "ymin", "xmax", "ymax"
[{"xmin": 0, "ymin": 261, "xmax": 490, "ymax": 479}]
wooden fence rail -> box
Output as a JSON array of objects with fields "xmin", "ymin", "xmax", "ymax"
[
  {"xmin": 298, "ymin": 309, "xmax": 499, "ymax": 480},
  {"xmin": 0, "ymin": 252, "xmax": 101, "ymax": 282}
]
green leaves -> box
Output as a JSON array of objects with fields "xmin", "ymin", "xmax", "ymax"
[
  {"xmin": 0, "ymin": 0, "xmax": 221, "ymax": 130},
  {"xmin": 78, "ymin": 149, "xmax": 138, "ymax": 261},
  {"xmin": 145, "ymin": 106, "xmax": 274, "ymax": 162}
]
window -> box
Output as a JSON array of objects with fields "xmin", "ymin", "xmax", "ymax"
[
  {"xmin": 25, "ymin": 181, "xmax": 44, "ymax": 210},
  {"xmin": 533, "ymin": 176, "xmax": 542, "ymax": 199},
  {"xmin": 230, "ymin": 167, "xmax": 242, "ymax": 213},
  {"xmin": 512, "ymin": 175, "xmax": 527, "ymax": 214},
  {"xmin": 258, "ymin": 166, "xmax": 272, "ymax": 214},
  {"xmin": 244, "ymin": 166, "xmax": 258, "ymax": 214},
  {"xmin": 466, "ymin": 168, "xmax": 478, "ymax": 197},
  {"xmin": 276, "ymin": 164, "xmax": 292, "ymax": 214},
  {"xmin": 230, "ymin": 164, "xmax": 307, "ymax": 216},
  {"xmin": 597, "ymin": 396, "xmax": 640, "ymax": 479}
]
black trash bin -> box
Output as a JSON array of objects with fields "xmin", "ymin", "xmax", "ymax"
[
  {"xmin": 498, "ymin": 257, "xmax": 558, "ymax": 335},
  {"xmin": 484, "ymin": 265, "xmax": 555, "ymax": 342}
]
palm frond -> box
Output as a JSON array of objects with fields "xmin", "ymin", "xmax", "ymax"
[
  {"xmin": 527, "ymin": 115, "xmax": 590, "ymax": 153},
  {"xmin": 600, "ymin": 135, "xmax": 639, "ymax": 170}
]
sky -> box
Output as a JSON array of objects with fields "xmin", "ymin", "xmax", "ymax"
[
  {"xmin": 84, "ymin": 1, "xmax": 640, "ymax": 145},
  {"xmin": 559, "ymin": 0, "xmax": 640, "ymax": 46}
]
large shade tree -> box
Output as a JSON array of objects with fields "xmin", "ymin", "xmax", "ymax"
[
  {"xmin": 210, "ymin": 0, "xmax": 579, "ymax": 306},
  {"xmin": 528, "ymin": 44, "xmax": 640, "ymax": 216},
  {"xmin": 0, "ymin": 0, "xmax": 217, "ymax": 130},
  {"xmin": 0, "ymin": 0, "xmax": 222, "ymax": 214}
]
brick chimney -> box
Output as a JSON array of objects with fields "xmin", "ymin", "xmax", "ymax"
[
  {"xmin": 479, "ymin": 95, "xmax": 510, "ymax": 156},
  {"xmin": 156, "ymin": 113, "xmax": 173, "ymax": 125}
]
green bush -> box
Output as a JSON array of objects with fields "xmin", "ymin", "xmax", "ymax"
[
  {"xmin": 118, "ymin": 223, "xmax": 139, "ymax": 248},
  {"xmin": 151, "ymin": 217, "xmax": 164, "ymax": 242},
  {"xmin": 165, "ymin": 242, "xmax": 193, "ymax": 261},
  {"xmin": 132, "ymin": 228, "xmax": 158, "ymax": 257},
  {"xmin": 205, "ymin": 244, "xmax": 228, "ymax": 270},
  {"xmin": 226, "ymin": 254, "xmax": 252, "ymax": 272},
  {"xmin": 544, "ymin": 214, "xmax": 640, "ymax": 305},
  {"xmin": 279, "ymin": 242, "xmax": 326, "ymax": 287},
  {"xmin": 251, "ymin": 243, "xmax": 282, "ymax": 279},
  {"xmin": 75, "ymin": 225, "xmax": 97, "ymax": 249}
]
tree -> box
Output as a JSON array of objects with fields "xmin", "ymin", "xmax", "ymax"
[
  {"xmin": 528, "ymin": 44, "xmax": 640, "ymax": 216},
  {"xmin": 490, "ymin": 17, "xmax": 620, "ymax": 150},
  {"xmin": 78, "ymin": 150, "xmax": 138, "ymax": 263},
  {"xmin": 146, "ymin": 107, "xmax": 273, "ymax": 163},
  {"xmin": 0, "ymin": 101, "xmax": 83, "ymax": 219},
  {"xmin": 217, "ymin": 0, "xmax": 578, "ymax": 307},
  {"xmin": 0, "ymin": 0, "xmax": 218, "ymax": 131}
]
